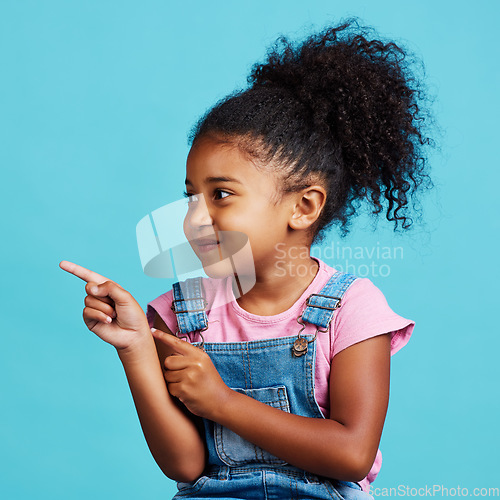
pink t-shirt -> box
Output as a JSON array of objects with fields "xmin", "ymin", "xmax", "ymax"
[{"xmin": 146, "ymin": 257, "xmax": 414, "ymax": 492}]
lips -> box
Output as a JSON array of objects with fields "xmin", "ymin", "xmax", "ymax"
[
  {"xmin": 192, "ymin": 236, "xmax": 220, "ymax": 253},
  {"xmin": 193, "ymin": 237, "xmax": 219, "ymax": 246}
]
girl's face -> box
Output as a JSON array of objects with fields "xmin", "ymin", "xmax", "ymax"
[{"xmin": 183, "ymin": 137, "xmax": 294, "ymax": 279}]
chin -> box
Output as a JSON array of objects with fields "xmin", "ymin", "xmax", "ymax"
[
  {"xmin": 201, "ymin": 262, "xmax": 235, "ymax": 280},
  {"xmin": 201, "ymin": 261, "xmax": 256, "ymax": 300}
]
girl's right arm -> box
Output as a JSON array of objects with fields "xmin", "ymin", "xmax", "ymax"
[
  {"xmin": 59, "ymin": 260, "xmax": 206, "ymax": 482},
  {"xmin": 117, "ymin": 321, "xmax": 206, "ymax": 482}
]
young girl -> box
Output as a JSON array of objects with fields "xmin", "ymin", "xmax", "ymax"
[{"xmin": 60, "ymin": 18, "xmax": 432, "ymax": 499}]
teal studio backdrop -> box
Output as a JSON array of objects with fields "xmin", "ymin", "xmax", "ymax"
[{"xmin": 1, "ymin": 1, "xmax": 498, "ymax": 498}]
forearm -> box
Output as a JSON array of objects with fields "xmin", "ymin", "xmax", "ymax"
[
  {"xmin": 117, "ymin": 335, "xmax": 206, "ymax": 482},
  {"xmin": 212, "ymin": 390, "xmax": 377, "ymax": 481}
]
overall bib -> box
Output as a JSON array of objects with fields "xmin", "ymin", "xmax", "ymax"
[{"xmin": 169, "ymin": 272, "xmax": 373, "ymax": 500}]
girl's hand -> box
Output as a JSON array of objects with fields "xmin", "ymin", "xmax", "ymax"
[
  {"xmin": 151, "ymin": 328, "xmax": 232, "ymax": 419},
  {"xmin": 59, "ymin": 260, "xmax": 150, "ymax": 351}
]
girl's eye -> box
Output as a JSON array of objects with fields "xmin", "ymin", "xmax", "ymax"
[
  {"xmin": 214, "ymin": 189, "xmax": 231, "ymax": 200},
  {"xmin": 182, "ymin": 189, "xmax": 231, "ymax": 203},
  {"xmin": 182, "ymin": 191, "xmax": 199, "ymax": 203}
]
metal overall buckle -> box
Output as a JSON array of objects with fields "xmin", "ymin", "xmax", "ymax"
[
  {"xmin": 174, "ymin": 325, "xmax": 208, "ymax": 351},
  {"xmin": 171, "ymin": 293, "xmax": 209, "ymax": 350},
  {"xmin": 292, "ymin": 317, "xmax": 328, "ymax": 357},
  {"xmin": 292, "ymin": 295, "xmax": 341, "ymax": 357},
  {"xmin": 171, "ymin": 296, "xmax": 208, "ymax": 314},
  {"xmin": 305, "ymin": 293, "xmax": 342, "ymax": 311}
]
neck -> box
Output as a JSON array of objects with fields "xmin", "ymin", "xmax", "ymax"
[{"xmin": 232, "ymin": 252, "xmax": 320, "ymax": 316}]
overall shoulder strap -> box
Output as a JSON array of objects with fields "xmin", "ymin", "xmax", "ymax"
[
  {"xmin": 171, "ymin": 277, "xmax": 208, "ymax": 335},
  {"xmin": 301, "ymin": 271, "xmax": 359, "ymax": 330}
]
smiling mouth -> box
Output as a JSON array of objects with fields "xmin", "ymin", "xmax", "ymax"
[{"xmin": 193, "ymin": 237, "xmax": 220, "ymax": 253}]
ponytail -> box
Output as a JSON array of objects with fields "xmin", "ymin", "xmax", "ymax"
[{"xmin": 189, "ymin": 18, "xmax": 435, "ymax": 241}]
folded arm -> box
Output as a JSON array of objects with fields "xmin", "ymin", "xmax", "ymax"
[
  {"xmin": 156, "ymin": 329, "xmax": 391, "ymax": 482},
  {"xmin": 117, "ymin": 313, "xmax": 206, "ymax": 482},
  {"xmin": 213, "ymin": 333, "xmax": 391, "ymax": 481}
]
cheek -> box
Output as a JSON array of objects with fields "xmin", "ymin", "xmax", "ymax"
[{"xmin": 228, "ymin": 207, "xmax": 267, "ymax": 229}]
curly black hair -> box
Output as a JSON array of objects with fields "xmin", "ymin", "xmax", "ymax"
[{"xmin": 188, "ymin": 18, "xmax": 435, "ymax": 244}]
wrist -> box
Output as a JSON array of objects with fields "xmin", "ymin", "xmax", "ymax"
[
  {"xmin": 208, "ymin": 385, "xmax": 239, "ymax": 423},
  {"xmin": 116, "ymin": 329, "xmax": 156, "ymax": 364}
]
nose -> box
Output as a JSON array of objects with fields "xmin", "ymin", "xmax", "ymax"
[{"xmin": 184, "ymin": 193, "xmax": 213, "ymax": 231}]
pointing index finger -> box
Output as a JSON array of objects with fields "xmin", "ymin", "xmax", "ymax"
[
  {"xmin": 59, "ymin": 260, "xmax": 114, "ymax": 286},
  {"xmin": 151, "ymin": 328, "xmax": 195, "ymax": 355}
]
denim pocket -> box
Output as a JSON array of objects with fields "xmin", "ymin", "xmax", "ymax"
[
  {"xmin": 174, "ymin": 476, "xmax": 210, "ymax": 497},
  {"xmin": 324, "ymin": 479, "xmax": 371, "ymax": 500},
  {"xmin": 214, "ymin": 385, "xmax": 290, "ymax": 466}
]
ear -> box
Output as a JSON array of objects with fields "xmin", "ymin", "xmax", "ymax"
[{"xmin": 288, "ymin": 185, "xmax": 327, "ymax": 231}]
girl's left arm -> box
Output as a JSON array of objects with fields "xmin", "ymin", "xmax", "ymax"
[{"xmin": 152, "ymin": 329, "xmax": 391, "ymax": 482}]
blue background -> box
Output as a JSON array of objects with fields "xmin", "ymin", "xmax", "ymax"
[{"xmin": 1, "ymin": 1, "xmax": 498, "ymax": 498}]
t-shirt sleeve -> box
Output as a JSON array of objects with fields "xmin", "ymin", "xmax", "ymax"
[
  {"xmin": 146, "ymin": 289, "xmax": 178, "ymax": 334},
  {"xmin": 331, "ymin": 277, "xmax": 415, "ymax": 358}
]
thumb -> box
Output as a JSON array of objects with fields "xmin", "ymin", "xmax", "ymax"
[{"xmin": 86, "ymin": 280, "xmax": 130, "ymax": 306}]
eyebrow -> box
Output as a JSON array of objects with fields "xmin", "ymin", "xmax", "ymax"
[{"xmin": 185, "ymin": 176, "xmax": 243, "ymax": 186}]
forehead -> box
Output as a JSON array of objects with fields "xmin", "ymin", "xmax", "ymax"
[{"xmin": 185, "ymin": 138, "xmax": 273, "ymax": 186}]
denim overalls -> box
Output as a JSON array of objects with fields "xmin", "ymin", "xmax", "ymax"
[{"xmin": 169, "ymin": 271, "xmax": 373, "ymax": 500}]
